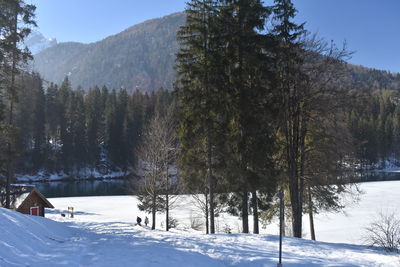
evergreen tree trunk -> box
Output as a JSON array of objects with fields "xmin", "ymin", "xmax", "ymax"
[
  {"xmin": 207, "ymin": 136, "xmax": 215, "ymax": 234},
  {"xmin": 165, "ymin": 167, "xmax": 169, "ymax": 231},
  {"xmin": 152, "ymin": 194, "xmax": 156, "ymax": 230},
  {"xmin": 290, "ymin": 181, "xmax": 302, "ymax": 237},
  {"xmin": 5, "ymin": 143, "xmax": 12, "ymax": 209},
  {"xmin": 205, "ymin": 193, "xmax": 209, "ymax": 234},
  {"xmin": 308, "ymin": 185, "xmax": 316, "ymax": 241},
  {"xmin": 288, "ymin": 159, "xmax": 302, "ymax": 237},
  {"xmin": 298, "ymin": 115, "xmax": 307, "ymax": 236},
  {"xmin": 272, "ymin": 0, "xmax": 306, "ymax": 239},
  {"xmin": 252, "ymin": 190, "xmax": 259, "ymax": 234},
  {"xmin": 282, "ymin": 201, "xmax": 286, "ymax": 237},
  {"xmin": 286, "ymin": 100, "xmax": 303, "ymax": 238},
  {"xmin": 242, "ymin": 189, "xmax": 249, "ymax": 233},
  {"xmin": 166, "ymin": 196, "xmax": 169, "ymax": 231},
  {"xmin": 5, "ymin": 12, "xmax": 18, "ymax": 209}
]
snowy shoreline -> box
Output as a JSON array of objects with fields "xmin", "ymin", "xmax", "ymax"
[
  {"xmin": 15, "ymin": 170, "xmax": 131, "ymax": 183},
  {"xmin": 15, "ymin": 175, "xmax": 129, "ymax": 183}
]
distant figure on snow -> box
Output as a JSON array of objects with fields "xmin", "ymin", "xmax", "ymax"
[
  {"xmin": 137, "ymin": 216, "xmax": 142, "ymax": 226},
  {"xmin": 144, "ymin": 216, "xmax": 149, "ymax": 226}
]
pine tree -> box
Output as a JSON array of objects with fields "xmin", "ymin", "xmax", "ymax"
[
  {"xmin": 105, "ymin": 89, "xmax": 118, "ymax": 169},
  {"xmin": 31, "ymin": 73, "xmax": 46, "ymax": 171},
  {"xmin": 272, "ymin": 0, "xmax": 355, "ymax": 238},
  {"xmin": 85, "ymin": 87, "xmax": 103, "ymax": 169},
  {"xmin": 217, "ymin": 0, "xmax": 277, "ymax": 234},
  {"xmin": 58, "ymin": 77, "xmax": 73, "ymax": 172},
  {"xmin": 176, "ymin": 0, "xmax": 224, "ymax": 234},
  {"xmin": 45, "ymin": 83, "xmax": 59, "ymax": 139},
  {"xmin": 0, "ymin": 0, "xmax": 36, "ymax": 208},
  {"xmin": 116, "ymin": 89, "xmax": 128, "ymax": 169},
  {"xmin": 0, "ymin": 86, "xmax": 5, "ymax": 178},
  {"xmin": 44, "ymin": 83, "xmax": 60, "ymax": 172},
  {"xmin": 70, "ymin": 89, "xmax": 87, "ymax": 173},
  {"xmin": 271, "ymin": 0, "xmax": 306, "ymax": 238}
]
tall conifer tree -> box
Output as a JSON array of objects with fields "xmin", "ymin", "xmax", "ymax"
[
  {"xmin": 217, "ymin": 0, "xmax": 277, "ymax": 234},
  {"xmin": 271, "ymin": 0, "xmax": 306, "ymax": 238},
  {"xmin": 58, "ymin": 77, "xmax": 74, "ymax": 172},
  {"xmin": 176, "ymin": 0, "xmax": 224, "ymax": 234},
  {"xmin": 85, "ymin": 87, "xmax": 103, "ymax": 168},
  {"xmin": 0, "ymin": 0, "xmax": 36, "ymax": 208}
]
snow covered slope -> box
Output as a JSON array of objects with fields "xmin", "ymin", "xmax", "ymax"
[
  {"xmin": 0, "ymin": 206, "xmax": 398, "ymax": 267},
  {"xmin": 1, "ymin": 181, "xmax": 400, "ymax": 266},
  {"xmin": 0, "ymin": 207, "xmax": 85, "ymax": 266}
]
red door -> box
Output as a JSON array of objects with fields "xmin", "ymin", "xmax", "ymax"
[{"xmin": 30, "ymin": 207, "xmax": 39, "ymax": 216}]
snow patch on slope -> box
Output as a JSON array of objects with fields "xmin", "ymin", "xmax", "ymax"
[
  {"xmin": 24, "ymin": 30, "xmax": 57, "ymax": 55},
  {"xmin": 0, "ymin": 208, "xmax": 84, "ymax": 266}
]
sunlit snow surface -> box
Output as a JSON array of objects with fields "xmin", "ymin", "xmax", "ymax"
[{"xmin": 1, "ymin": 181, "xmax": 400, "ymax": 266}]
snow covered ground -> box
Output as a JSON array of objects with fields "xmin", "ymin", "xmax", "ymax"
[
  {"xmin": 302, "ymin": 181, "xmax": 400, "ymax": 244},
  {"xmin": 1, "ymin": 181, "xmax": 400, "ymax": 266}
]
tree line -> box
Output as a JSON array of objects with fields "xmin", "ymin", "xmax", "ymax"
[
  {"xmin": 348, "ymin": 89, "xmax": 400, "ymax": 169},
  {"xmin": 1, "ymin": 74, "xmax": 174, "ymax": 176}
]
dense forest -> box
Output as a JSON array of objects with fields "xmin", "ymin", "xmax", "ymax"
[
  {"xmin": 1, "ymin": 0, "xmax": 400, "ymax": 239},
  {"xmin": 8, "ymin": 75, "xmax": 174, "ymax": 176},
  {"xmin": 348, "ymin": 89, "xmax": 400, "ymax": 168},
  {"xmin": 2, "ymin": 73, "xmax": 398, "ymax": 176}
]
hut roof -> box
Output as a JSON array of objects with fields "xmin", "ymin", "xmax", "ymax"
[
  {"xmin": 20, "ymin": 188, "xmax": 54, "ymax": 209},
  {"xmin": 11, "ymin": 192, "xmax": 30, "ymax": 209},
  {"xmin": 8, "ymin": 187, "xmax": 54, "ymax": 210}
]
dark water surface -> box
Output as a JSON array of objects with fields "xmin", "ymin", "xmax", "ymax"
[
  {"xmin": 29, "ymin": 179, "xmax": 134, "ymax": 198},
  {"xmin": 28, "ymin": 172, "xmax": 400, "ymax": 198},
  {"xmin": 361, "ymin": 172, "xmax": 400, "ymax": 182}
]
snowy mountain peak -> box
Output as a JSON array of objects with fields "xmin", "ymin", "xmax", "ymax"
[{"xmin": 24, "ymin": 30, "xmax": 57, "ymax": 55}]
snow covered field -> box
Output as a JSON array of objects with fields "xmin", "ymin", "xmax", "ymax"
[{"xmin": 1, "ymin": 181, "xmax": 400, "ymax": 266}]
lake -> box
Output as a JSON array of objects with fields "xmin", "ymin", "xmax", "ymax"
[
  {"xmin": 361, "ymin": 171, "xmax": 400, "ymax": 182},
  {"xmin": 28, "ymin": 172, "xmax": 400, "ymax": 198},
  {"xmin": 29, "ymin": 179, "xmax": 135, "ymax": 198}
]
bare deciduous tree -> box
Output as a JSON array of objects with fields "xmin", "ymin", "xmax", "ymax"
[
  {"xmin": 136, "ymin": 110, "xmax": 177, "ymax": 230},
  {"xmin": 364, "ymin": 211, "xmax": 400, "ymax": 253}
]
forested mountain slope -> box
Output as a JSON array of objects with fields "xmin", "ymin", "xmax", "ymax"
[
  {"xmin": 33, "ymin": 12, "xmax": 184, "ymax": 92},
  {"xmin": 33, "ymin": 12, "xmax": 400, "ymax": 93}
]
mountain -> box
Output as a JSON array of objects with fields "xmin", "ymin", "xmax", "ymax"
[
  {"xmin": 348, "ymin": 64, "xmax": 400, "ymax": 91},
  {"xmin": 33, "ymin": 12, "xmax": 185, "ymax": 92},
  {"xmin": 24, "ymin": 30, "xmax": 57, "ymax": 55},
  {"xmin": 32, "ymin": 12, "xmax": 400, "ymax": 93}
]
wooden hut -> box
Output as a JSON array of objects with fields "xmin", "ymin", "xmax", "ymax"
[{"xmin": 11, "ymin": 187, "xmax": 54, "ymax": 217}]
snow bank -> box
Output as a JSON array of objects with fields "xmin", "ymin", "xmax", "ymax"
[{"xmin": 0, "ymin": 208, "xmax": 85, "ymax": 266}]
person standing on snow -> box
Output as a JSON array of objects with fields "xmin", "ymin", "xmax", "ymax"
[{"xmin": 137, "ymin": 216, "xmax": 142, "ymax": 226}]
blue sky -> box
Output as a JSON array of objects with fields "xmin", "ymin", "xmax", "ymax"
[{"xmin": 29, "ymin": 0, "xmax": 400, "ymax": 73}]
